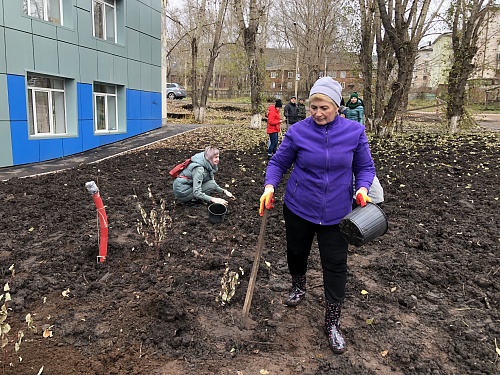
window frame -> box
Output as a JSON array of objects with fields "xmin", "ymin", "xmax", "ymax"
[
  {"xmin": 92, "ymin": 0, "xmax": 117, "ymax": 43},
  {"xmin": 287, "ymin": 71, "xmax": 293, "ymax": 79},
  {"xmin": 93, "ymin": 83, "xmax": 119, "ymax": 133},
  {"xmin": 27, "ymin": 73, "xmax": 67, "ymax": 137},
  {"xmin": 23, "ymin": 0, "xmax": 63, "ymax": 25}
]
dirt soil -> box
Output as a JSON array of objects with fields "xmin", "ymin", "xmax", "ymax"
[{"xmin": 0, "ymin": 125, "xmax": 499, "ymax": 375}]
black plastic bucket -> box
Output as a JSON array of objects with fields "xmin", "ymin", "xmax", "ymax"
[
  {"xmin": 339, "ymin": 203, "xmax": 388, "ymax": 246},
  {"xmin": 208, "ymin": 203, "xmax": 227, "ymax": 224}
]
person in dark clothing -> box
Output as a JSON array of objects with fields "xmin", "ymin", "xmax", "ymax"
[
  {"xmin": 283, "ymin": 96, "xmax": 299, "ymax": 130},
  {"xmin": 297, "ymin": 98, "xmax": 306, "ymax": 121}
]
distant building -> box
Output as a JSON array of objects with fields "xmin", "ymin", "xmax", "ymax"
[
  {"xmin": 472, "ymin": 6, "xmax": 500, "ymax": 83},
  {"xmin": 263, "ymin": 48, "xmax": 362, "ymax": 100},
  {"xmin": 0, "ymin": 0, "xmax": 161, "ymax": 168}
]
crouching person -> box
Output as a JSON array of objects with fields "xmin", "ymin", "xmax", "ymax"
[{"xmin": 173, "ymin": 146, "xmax": 234, "ymax": 206}]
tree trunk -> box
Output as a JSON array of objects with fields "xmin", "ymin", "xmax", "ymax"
[
  {"xmin": 235, "ymin": 0, "xmax": 266, "ymax": 129},
  {"xmin": 376, "ymin": 0, "xmax": 440, "ymax": 137},
  {"xmin": 445, "ymin": 0, "xmax": 491, "ymax": 133},
  {"xmin": 195, "ymin": 0, "xmax": 228, "ymax": 123},
  {"xmin": 190, "ymin": 0, "xmax": 207, "ymax": 123},
  {"xmin": 359, "ymin": 0, "xmax": 377, "ymax": 131}
]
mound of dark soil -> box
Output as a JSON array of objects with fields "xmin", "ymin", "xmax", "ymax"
[{"xmin": 0, "ymin": 127, "xmax": 498, "ymax": 375}]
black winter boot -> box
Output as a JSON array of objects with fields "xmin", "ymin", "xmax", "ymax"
[
  {"xmin": 284, "ymin": 275, "xmax": 306, "ymax": 306},
  {"xmin": 325, "ymin": 302, "xmax": 346, "ymax": 354}
]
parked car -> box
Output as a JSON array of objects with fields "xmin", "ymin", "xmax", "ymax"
[{"xmin": 166, "ymin": 83, "xmax": 187, "ymax": 99}]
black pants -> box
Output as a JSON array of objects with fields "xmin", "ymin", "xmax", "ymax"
[{"xmin": 283, "ymin": 204, "xmax": 348, "ymax": 304}]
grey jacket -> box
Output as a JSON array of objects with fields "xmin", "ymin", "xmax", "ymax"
[{"xmin": 172, "ymin": 152, "xmax": 223, "ymax": 202}]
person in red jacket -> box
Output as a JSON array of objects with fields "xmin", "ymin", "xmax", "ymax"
[{"xmin": 266, "ymin": 99, "xmax": 285, "ymax": 159}]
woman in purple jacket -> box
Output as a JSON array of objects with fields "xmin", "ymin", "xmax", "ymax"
[{"xmin": 259, "ymin": 77, "xmax": 376, "ymax": 354}]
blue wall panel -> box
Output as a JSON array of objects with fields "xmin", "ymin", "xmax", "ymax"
[
  {"xmin": 7, "ymin": 75, "xmax": 27, "ymax": 121},
  {"xmin": 151, "ymin": 92, "xmax": 161, "ymax": 119},
  {"xmin": 100, "ymin": 134, "xmax": 118, "ymax": 146},
  {"xmin": 39, "ymin": 138, "xmax": 63, "ymax": 161},
  {"xmin": 81, "ymin": 119, "xmax": 100, "ymax": 151},
  {"xmin": 141, "ymin": 91, "xmax": 152, "ymax": 119},
  {"xmin": 151, "ymin": 118, "xmax": 161, "ymax": 129},
  {"xmin": 127, "ymin": 89, "xmax": 141, "ymax": 119},
  {"xmin": 127, "ymin": 119, "xmax": 142, "ymax": 137},
  {"xmin": 63, "ymin": 133, "xmax": 84, "ymax": 156},
  {"xmin": 78, "ymin": 83, "xmax": 93, "ymax": 121},
  {"xmin": 11, "ymin": 121, "xmax": 39, "ymax": 165}
]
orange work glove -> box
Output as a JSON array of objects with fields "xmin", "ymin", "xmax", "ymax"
[
  {"xmin": 355, "ymin": 188, "xmax": 372, "ymax": 207},
  {"xmin": 259, "ymin": 186, "xmax": 275, "ymax": 216}
]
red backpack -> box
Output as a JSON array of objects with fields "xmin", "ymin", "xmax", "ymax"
[{"xmin": 169, "ymin": 158, "xmax": 192, "ymax": 179}]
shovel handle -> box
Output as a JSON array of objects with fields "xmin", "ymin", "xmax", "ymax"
[{"xmin": 241, "ymin": 208, "xmax": 269, "ymax": 326}]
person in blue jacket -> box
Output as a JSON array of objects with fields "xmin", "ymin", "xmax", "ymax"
[
  {"xmin": 259, "ymin": 77, "xmax": 376, "ymax": 354},
  {"xmin": 343, "ymin": 92, "xmax": 364, "ymax": 124}
]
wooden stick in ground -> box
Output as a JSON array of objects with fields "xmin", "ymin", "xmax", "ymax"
[{"xmin": 240, "ymin": 208, "xmax": 269, "ymax": 329}]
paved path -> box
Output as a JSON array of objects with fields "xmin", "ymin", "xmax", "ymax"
[
  {"xmin": 0, "ymin": 123, "xmax": 202, "ymax": 181},
  {"xmin": 474, "ymin": 113, "xmax": 500, "ymax": 131}
]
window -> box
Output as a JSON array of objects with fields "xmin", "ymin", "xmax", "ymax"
[
  {"xmin": 27, "ymin": 74, "xmax": 67, "ymax": 136},
  {"xmin": 341, "ymin": 82, "xmax": 346, "ymax": 88},
  {"xmin": 92, "ymin": 0, "xmax": 116, "ymax": 43},
  {"xmin": 23, "ymin": 0, "xmax": 63, "ymax": 25},
  {"xmin": 332, "ymin": 71, "xmax": 337, "ymax": 78},
  {"xmin": 340, "ymin": 71, "xmax": 346, "ymax": 78},
  {"xmin": 287, "ymin": 82, "xmax": 293, "ymax": 89},
  {"xmin": 287, "ymin": 71, "xmax": 293, "ymax": 79},
  {"xmin": 270, "ymin": 72, "xmax": 278, "ymax": 78},
  {"xmin": 94, "ymin": 83, "xmax": 118, "ymax": 132},
  {"xmin": 270, "ymin": 82, "xmax": 276, "ymax": 89}
]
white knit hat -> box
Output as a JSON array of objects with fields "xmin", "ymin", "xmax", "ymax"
[{"xmin": 309, "ymin": 77, "xmax": 342, "ymax": 106}]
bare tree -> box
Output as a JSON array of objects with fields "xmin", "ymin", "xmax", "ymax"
[
  {"xmin": 234, "ymin": 0, "xmax": 268, "ymax": 128},
  {"xmin": 358, "ymin": 0, "xmax": 377, "ymax": 130},
  {"xmin": 193, "ymin": 0, "xmax": 229, "ymax": 122},
  {"xmin": 446, "ymin": 0, "xmax": 493, "ymax": 133},
  {"xmin": 376, "ymin": 0, "xmax": 444, "ymax": 136}
]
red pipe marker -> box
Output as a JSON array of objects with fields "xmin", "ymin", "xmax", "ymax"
[{"xmin": 85, "ymin": 181, "xmax": 108, "ymax": 263}]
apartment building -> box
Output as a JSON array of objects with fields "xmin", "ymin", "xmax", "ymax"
[{"xmin": 0, "ymin": 0, "xmax": 161, "ymax": 168}]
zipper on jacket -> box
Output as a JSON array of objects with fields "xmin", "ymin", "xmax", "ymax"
[{"xmin": 321, "ymin": 126, "xmax": 330, "ymax": 224}]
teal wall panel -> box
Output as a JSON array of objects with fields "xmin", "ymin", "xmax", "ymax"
[
  {"xmin": 0, "ymin": 74, "xmax": 9, "ymax": 121},
  {"xmin": 5, "ymin": 29, "xmax": 34, "ymax": 75},
  {"xmin": 79, "ymin": 46, "xmax": 98, "ymax": 84},
  {"xmin": 31, "ymin": 19, "xmax": 57, "ymax": 39},
  {"xmin": 140, "ymin": 63, "xmax": 152, "ymax": 91},
  {"xmin": 56, "ymin": 25, "xmax": 79, "ymax": 45},
  {"xmin": 0, "ymin": 27, "xmax": 6, "ymax": 74},
  {"xmin": 3, "ymin": 1, "xmax": 32, "ymax": 33},
  {"xmin": 126, "ymin": 1, "xmax": 140, "ymax": 30},
  {"xmin": 76, "ymin": 7, "xmax": 97, "ymax": 50},
  {"xmin": 97, "ymin": 51, "xmax": 113, "ymax": 82},
  {"xmin": 150, "ymin": 0, "xmax": 161, "ymax": 12},
  {"xmin": 127, "ymin": 59, "xmax": 141, "ymax": 90},
  {"xmin": 58, "ymin": 41, "xmax": 80, "ymax": 79},
  {"xmin": 151, "ymin": 37, "xmax": 160, "ymax": 67},
  {"xmin": 151, "ymin": 9, "xmax": 161, "ymax": 37},
  {"xmin": 0, "ymin": 0, "xmax": 3, "ymax": 23},
  {"xmin": 96, "ymin": 39, "xmax": 127, "ymax": 57},
  {"xmin": 151, "ymin": 65, "xmax": 161, "ymax": 92},
  {"xmin": 139, "ymin": 34, "xmax": 152, "ymax": 64},
  {"xmin": 33, "ymin": 35, "xmax": 59, "ymax": 73},
  {"xmin": 139, "ymin": 2, "xmax": 152, "ymax": 36},
  {"xmin": 114, "ymin": 55, "xmax": 128, "ymax": 85},
  {"xmin": 126, "ymin": 29, "xmax": 141, "ymax": 61},
  {"xmin": 0, "ymin": 121, "xmax": 13, "ymax": 168},
  {"xmin": 75, "ymin": 0, "xmax": 91, "ymax": 12}
]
